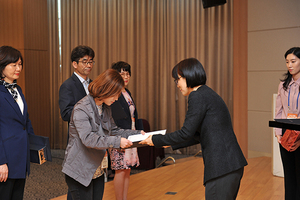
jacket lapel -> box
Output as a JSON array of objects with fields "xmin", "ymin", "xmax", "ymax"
[
  {"xmin": 18, "ymin": 86, "xmax": 28, "ymax": 123},
  {"xmin": 119, "ymin": 93, "xmax": 131, "ymax": 117},
  {"xmin": 100, "ymin": 104, "xmax": 111, "ymax": 131},
  {"xmin": 72, "ymin": 73, "xmax": 87, "ymax": 96},
  {"xmin": 87, "ymin": 95, "xmax": 101, "ymax": 126},
  {"xmin": 0, "ymin": 85, "xmax": 25, "ymax": 123}
]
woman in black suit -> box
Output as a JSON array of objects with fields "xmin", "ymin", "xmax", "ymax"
[
  {"xmin": 109, "ymin": 61, "xmax": 143, "ymax": 200},
  {"xmin": 140, "ymin": 58, "xmax": 247, "ymax": 200},
  {"xmin": 0, "ymin": 46, "xmax": 35, "ymax": 199}
]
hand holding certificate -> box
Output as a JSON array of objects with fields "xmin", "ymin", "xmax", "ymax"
[
  {"xmin": 126, "ymin": 129, "xmax": 166, "ymax": 148},
  {"xmin": 128, "ymin": 129, "xmax": 166, "ymax": 142}
]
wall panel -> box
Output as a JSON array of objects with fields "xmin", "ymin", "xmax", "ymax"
[
  {"xmin": 233, "ymin": 0, "xmax": 248, "ymax": 158},
  {"xmin": 248, "ymin": 0, "xmax": 300, "ymax": 157},
  {"xmin": 0, "ymin": 0, "xmax": 50, "ymax": 139}
]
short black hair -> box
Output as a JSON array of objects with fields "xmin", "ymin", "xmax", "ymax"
[
  {"xmin": 0, "ymin": 46, "xmax": 23, "ymax": 79},
  {"xmin": 111, "ymin": 61, "xmax": 131, "ymax": 76},
  {"xmin": 172, "ymin": 58, "xmax": 206, "ymax": 88},
  {"xmin": 70, "ymin": 45, "xmax": 95, "ymax": 63}
]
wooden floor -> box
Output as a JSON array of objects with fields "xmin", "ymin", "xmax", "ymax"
[{"xmin": 51, "ymin": 156, "xmax": 284, "ymax": 200}]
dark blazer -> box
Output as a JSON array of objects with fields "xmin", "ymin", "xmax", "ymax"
[
  {"xmin": 0, "ymin": 84, "xmax": 34, "ymax": 179},
  {"xmin": 152, "ymin": 85, "xmax": 247, "ymax": 185},
  {"xmin": 111, "ymin": 88, "xmax": 143, "ymax": 130},
  {"xmin": 59, "ymin": 73, "xmax": 91, "ymax": 122}
]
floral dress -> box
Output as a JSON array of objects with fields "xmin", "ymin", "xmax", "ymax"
[{"xmin": 109, "ymin": 91, "xmax": 140, "ymax": 170}]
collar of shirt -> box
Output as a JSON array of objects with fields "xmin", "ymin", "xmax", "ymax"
[{"xmin": 74, "ymin": 72, "xmax": 90, "ymax": 84}]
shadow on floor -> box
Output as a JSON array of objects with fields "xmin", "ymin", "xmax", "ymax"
[{"xmin": 24, "ymin": 149, "xmax": 195, "ymax": 200}]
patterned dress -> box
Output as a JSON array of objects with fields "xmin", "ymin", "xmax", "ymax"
[{"xmin": 109, "ymin": 91, "xmax": 140, "ymax": 170}]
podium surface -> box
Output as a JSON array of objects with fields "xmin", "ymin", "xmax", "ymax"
[{"xmin": 269, "ymin": 119, "xmax": 300, "ymax": 131}]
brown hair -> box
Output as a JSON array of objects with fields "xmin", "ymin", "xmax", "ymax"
[{"xmin": 88, "ymin": 69, "xmax": 124, "ymax": 100}]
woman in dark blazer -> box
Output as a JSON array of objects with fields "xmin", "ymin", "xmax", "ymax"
[
  {"xmin": 0, "ymin": 46, "xmax": 35, "ymax": 199},
  {"xmin": 141, "ymin": 58, "xmax": 247, "ymax": 200},
  {"xmin": 109, "ymin": 61, "xmax": 143, "ymax": 200}
]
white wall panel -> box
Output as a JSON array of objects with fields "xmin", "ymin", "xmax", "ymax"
[
  {"xmin": 248, "ymin": 0, "xmax": 300, "ymax": 31},
  {"xmin": 248, "ymin": 0, "xmax": 300, "ymax": 157},
  {"xmin": 248, "ymin": 29, "xmax": 300, "ymax": 71}
]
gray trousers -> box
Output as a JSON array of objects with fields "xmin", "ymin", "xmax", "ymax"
[{"xmin": 205, "ymin": 167, "xmax": 244, "ymax": 200}]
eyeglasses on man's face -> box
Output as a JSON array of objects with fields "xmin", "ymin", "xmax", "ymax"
[{"xmin": 78, "ymin": 60, "xmax": 95, "ymax": 66}]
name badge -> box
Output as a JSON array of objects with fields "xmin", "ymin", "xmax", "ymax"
[{"xmin": 287, "ymin": 113, "xmax": 298, "ymax": 119}]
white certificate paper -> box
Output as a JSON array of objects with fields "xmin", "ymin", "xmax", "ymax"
[{"xmin": 128, "ymin": 129, "xmax": 166, "ymax": 142}]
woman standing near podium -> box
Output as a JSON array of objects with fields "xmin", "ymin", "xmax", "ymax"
[{"xmin": 275, "ymin": 47, "xmax": 300, "ymax": 200}]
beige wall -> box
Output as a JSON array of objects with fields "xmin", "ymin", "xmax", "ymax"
[{"xmin": 248, "ymin": 0, "xmax": 300, "ymax": 157}]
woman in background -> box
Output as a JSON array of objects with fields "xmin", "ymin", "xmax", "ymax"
[
  {"xmin": 140, "ymin": 58, "xmax": 247, "ymax": 199},
  {"xmin": 275, "ymin": 47, "xmax": 300, "ymax": 200},
  {"xmin": 62, "ymin": 69, "xmax": 144, "ymax": 200},
  {"xmin": 0, "ymin": 46, "xmax": 35, "ymax": 199},
  {"xmin": 109, "ymin": 61, "xmax": 143, "ymax": 200}
]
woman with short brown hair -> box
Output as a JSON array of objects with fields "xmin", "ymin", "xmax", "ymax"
[{"xmin": 62, "ymin": 69, "xmax": 144, "ymax": 200}]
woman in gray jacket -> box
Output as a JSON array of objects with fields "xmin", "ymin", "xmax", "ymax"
[{"xmin": 62, "ymin": 69, "xmax": 144, "ymax": 200}]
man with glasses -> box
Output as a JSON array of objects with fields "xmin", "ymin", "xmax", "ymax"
[
  {"xmin": 59, "ymin": 45, "xmax": 95, "ymax": 123},
  {"xmin": 59, "ymin": 45, "xmax": 95, "ymax": 200}
]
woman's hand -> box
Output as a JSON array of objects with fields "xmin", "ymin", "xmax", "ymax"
[
  {"xmin": 139, "ymin": 135, "xmax": 154, "ymax": 146},
  {"xmin": 140, "ymin": 130, "xmax": 146, "ymax": 135},
  {"xmin": 290, "ymin": 139, "xmax": 300, "ymax": 152},
  {"xmin": 0, "ymin": 164, "xmax": 8, "ymax": 182},
  {"xmin": 120, "ymin": 138, "xmax": 133, "ymax": 149},
  {"xmin": 276, "ymin": 135, "xmax": 282, "ymax": 144}
]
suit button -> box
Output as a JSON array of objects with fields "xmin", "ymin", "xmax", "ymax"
[{"xmin": 23, "ymin": 127, "xmax": 26, "ymax": 130}]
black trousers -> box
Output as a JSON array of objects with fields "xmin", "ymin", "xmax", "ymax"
[
  {"xmin": 0, "ymin": 178, "xmax": 26, "ymax": 200},
  {"xmin": 65, "ymin": 174, "xmax": 105, "ymax": 200},
  {"xmin": 280, "ymin": 143, "xmax": 300, "ymax": 200},
  {"xmin": 205, "ymin": 167, "xmax": 244, "ymax": 200}
]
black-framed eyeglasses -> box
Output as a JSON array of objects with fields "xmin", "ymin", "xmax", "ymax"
[
  {"xmin": 174, "ymin": 76, "xmax": 182, "ymax": 84},
  {"xmin": 120, "ymin": 72, "xmax": 131, "ymax": 78},
  {"xmin": 78, "ymin": 60, "xmax": 95, "ymax": 66}
]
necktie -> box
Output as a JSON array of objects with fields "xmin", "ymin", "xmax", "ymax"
[{"xmin": 83, "ymin": 80, "xmax": 89, "ymax": 94}]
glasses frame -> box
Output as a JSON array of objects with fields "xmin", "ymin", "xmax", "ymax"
[
  {"xmin": 120, "ymin": 72, "xmax": 131, "ymax": 78},
  {"xmin": 174, "ymin": 76, "xmax": 182, "ymax": 85},
  {"xmin": 78, "ymin": 60, "xmax": 95, "ymax": 66}
]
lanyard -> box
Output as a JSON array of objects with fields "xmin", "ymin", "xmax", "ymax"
[{"xmin": 288, "ymin": 88, "xmax": 300, "ymax": 110}]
